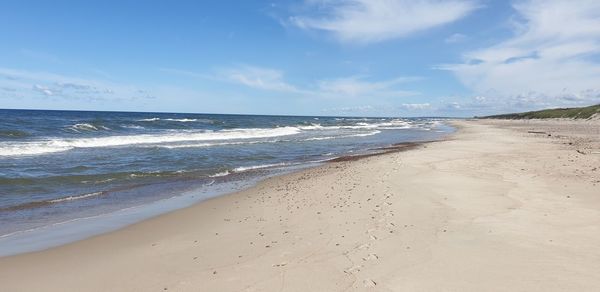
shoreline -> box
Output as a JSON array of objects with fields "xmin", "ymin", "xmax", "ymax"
[
  {"xmin": 0, "ymin": 160, "xmax": 330, "ymax": 257},
  {"xmin": 0, "ymin": 129, "xmax": 451, "ymax": 257},
  {"xmin": 1, "ymin": 119, "xmax": 599, "ymax": 291},
  {"xmin": 327, "ymin": 141, "xmax": 432, "ymax": 162}
]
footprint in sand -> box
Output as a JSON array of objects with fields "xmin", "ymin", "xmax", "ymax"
[
  {"xmin": 363, "ymin": 279, "xmax": 377, "ymax": 287},
  {"xmin": 344, "ymin": 265, "xmax": 362, "ymax": 274},
  {"xmin": 358, "ymin": 243, "xmax": 371, "ymax": 250},
  {"xmin": 362, "ymin": 253, "xmax": 379, "ymax": 261}
]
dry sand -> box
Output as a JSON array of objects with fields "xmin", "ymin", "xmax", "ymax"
[{"xmin": 1, "ymin": 119, "xmax": 599, "ymax": 291}]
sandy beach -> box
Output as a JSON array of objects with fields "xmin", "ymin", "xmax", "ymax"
[{"xmin": 1, "ymin": 119, "xmax": 599, "ymax": 291}]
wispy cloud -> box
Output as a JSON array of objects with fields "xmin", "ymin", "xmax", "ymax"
[
  {"xmin": 32, "ymin": 84, "xmax": 56, "ymax": 96},
  {"xmin": 290, "ymin": 0, "xmax": 479, "ymax": 44},
  {"xmin": 0, "ymin": 67, "xmax": 155, "ymax": 102},
  {"xmin": 442, "ymin": 0, "xmax": 600, "ymax": 109},
  {"xmin": 322, "ymin": 102, "xmax": 435, "ymax": 115},
  {"xmin": 217, "ymin": 65, "xmax": 300, "ymax": 92},
  {"xmin": 400, "ymin": 103, "xmax": 431, "ymax": 110},
  {"xmin": 161, "ymin": 64, "xmax": 423, "ymax": 100},
  {"xmin": 214, "ymin": 65, "xmax": 422, "ymax": 99},
  {"xmin": 317, "ymin": 76, "xmax": 419, "ymax": 98},
  {"xmin": 321, "ymin": 105, "xmax": 375, "ymax": 114},
  {"xmin": 444, "ymin": 33, "xmax": 467, "ymax": 43}
]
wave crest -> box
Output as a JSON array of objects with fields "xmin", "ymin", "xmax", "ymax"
[
  {"xmin": 0, "ymin": 127, "xmax": 301, "ymax": 157},
  {"xmin": 0, "ymin": 191, "xmax": 105, "ymax": 212},
  {"xmin": 69, "ymin": 123, "xmax": 110, "ymax": 132},
  {"xmin": 137, "ymin": 118, "xmax": 211, "ymax": 123}
]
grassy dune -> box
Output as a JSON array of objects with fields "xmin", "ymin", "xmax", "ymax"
[{"xmin": 481, "ymin": 104, "xmax": 600, "ymax": 119}]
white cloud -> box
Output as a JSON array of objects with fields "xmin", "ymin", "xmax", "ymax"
[
  {"xmin": 290, "ymin": 0, "xmax": 478, "ymax": 43},
  {"xmin": 447, "ymin": 102, "xmax": 461, "ymax": 109},
  {"xmin": 322, "ymin": 105, "xmax": 375, "ymax": 114},
  {"xmin": 443, "ymin": 0, "xmax": 600, "ymax": 108},
  {"xmin": 400, "ymin": 103, "xmax": 431, "ymax": 110},
  {"xmin": 218, "ymin": 65, "xmax": 299, "ymax": 92},
  {"xmin": 32, "ymin": 84, "xmax": 55, "ymax": 96}
]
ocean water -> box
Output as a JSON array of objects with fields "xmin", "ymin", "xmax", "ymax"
[{"xmin": 0, "ymin": 109, "xmax": 452, "ymax": 253}]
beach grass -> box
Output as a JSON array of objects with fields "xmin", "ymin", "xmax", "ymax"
[{"xmin": 479, "ymin": 104, "xmax": 600, "ymax": 119}]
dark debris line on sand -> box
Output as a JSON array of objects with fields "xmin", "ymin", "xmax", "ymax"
[{"xmin": 326, "ymin": 142, "xmax": 431, "ymax": 163}]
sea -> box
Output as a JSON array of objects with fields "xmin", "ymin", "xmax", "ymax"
[{"xmin": 0, "ymin": 109, "xmax": 453, "ymax": 255}]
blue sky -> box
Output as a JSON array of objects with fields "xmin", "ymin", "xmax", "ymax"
[{"xmin": 1, "ymin": 0, "xmax": 599, "ymax": 117}]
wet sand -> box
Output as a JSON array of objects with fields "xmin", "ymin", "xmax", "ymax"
[{"xmin": 1, "ymin": 119, "xmax": 599, "ymax": 291}]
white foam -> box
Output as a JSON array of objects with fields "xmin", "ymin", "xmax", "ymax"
[
  {"xmin": 153, "ymin": 129, "xmax": 382, "ymax": 148},
  {"xmin": 49, "ymin": 192, "xmax": 104, "ymax": 203},
  {"xmin": 159, "ymin": 140, "xmax": 261, "ymax": 149},
  {"xmin": 233, "ymin": 162, "xmax": 289, "ymax": 172},
  {"xmin": 354, "ymin": 130, "xmax": 382, "ymax": 137},
  {"xmin": 0, "ymin": 119, "xmax": 422, "ymax": 157},
  {"xmin": 298, "ymin": 123, "xmax": 325, "ymax": 130},
  {"xmin": 209, "ymin": 170, "xmax": 230, "ymax": 178},
  {"xmin": 302, "ymin": 130, "xmax": 380, "ymax": 141},
  {"xmin": 137, "ymin": 118, "xmax": 199, "ymax": 122},
  {"xmin": 0, "ymin": 127, "xmax": 301, "ymax": 157},
  {"xmin": 122, "ymin": 125, "xmax": 145, "ymax": 129},
  {"xmin": 345, "ymin": 120, "xmax": 411, "ymax": 129},
  {"xmin": 0, "ymin": 143, "xmax": 74, "ymax": 156},
  {"xmin": 94, "ymin": 178, "xmax": 115, "ymax": 184},
  {"xmin": 298, "ymin": 119, "xmax": 413, "ymax": 131},
  {"xmin": 303, "ymin": 136, "xmax": 337, "ymax": 141},
  {"xmin": 163, "ymin": 118, "xmax": 197, "ymax": 122},
  {"xmin": 69, "ymin": 123, "xmax": 109, "ymax": 132}
]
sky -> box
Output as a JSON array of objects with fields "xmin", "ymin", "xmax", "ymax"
[{"xmin": 1, "ymin": 0, "xmax": 599, "ymax": 117}]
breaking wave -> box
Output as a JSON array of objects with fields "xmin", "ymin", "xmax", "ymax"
[
  {"xmin": 0, "ymin": 127, "xmax": 301, "ymax": 157},
  {"xmin": 69, "ymin": 123, "xmax": 110, "ymax": 132},
  {"xmin": 137, "ymin": 118, "xmax": 212, "ymax": 123}
]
